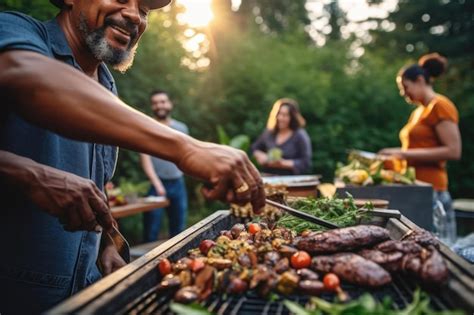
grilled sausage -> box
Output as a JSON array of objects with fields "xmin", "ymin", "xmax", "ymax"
[
  {"xmin": 298, "ymin": 279, "xmax": 324, "ymax": 295},
  {"xmin": 296, "ymin": 225, "xmax": 390, "ymax": 254},
  {"xmin": 174, "ymin": 286, "xmax": 199, "ymax": 304},
  {"xmin": 420, "ymin": 246, "xmax": 448, "ymax": 284},
  {"xmin": 311, "ymin": 253, "xmax": 392, "ymax": 287}
]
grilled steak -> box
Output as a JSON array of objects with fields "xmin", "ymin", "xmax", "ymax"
[
  {"xmin": 311, "ymin": 253, "xmax": 392, "ymax": 287},
  {"xmin": 420, "ymin": 246, "xmax": 449, "ymax": 284},
  {"xmin": 375, "ymin": 240, "xmax": 422, "ymax": 253},
  {"xmin": 403, "ymin": 230, "xmax": 439, "ymax": 248},
  {"xmin": 362, "ymin": 240, "xmax": 448, "ymax": 285},
  {"xmin": 295, "ymin": 225, "xmax": 390, "ymax": 254},
  {"xmin": 358, "ymin": 249, "xmax": 403, "ymax": 272}
]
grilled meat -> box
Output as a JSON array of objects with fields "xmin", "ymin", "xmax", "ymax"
[
  {"xmin": 264, "ymin": 251, "xmax": 281, "ymax": 266},
  {"xmin": 403, "ymin": 230, "xmax": 439, "ymax": 248},
  {"xmin": 195, "ymin": 265, "xmax": 215, "ymax": 301},
  {"xmin": 207, "ymin": 258, "xmax": 232, "ymax": 270},
  {"xmin": 362, "ymin": 240, "xmax": 448, "ymax": 285},
  {"xmin": 279, "ymin": 245, "xmax": 298, "ymax": 258},
  {"xmin": 231, "ymin": 223, "xmax": 246, "ymax": 239},
  {"xmin": 228, "ymin": 277, "xmax": 248, "ymax": 294},
  {"xmin": 296, "ymin": 268, "xmax": 319, "ymax": 280},
  {"xmin": 296, "ymin": 225, "xmax": 390, "ymax": 254},
  {"xmin": 238, "ymin": 253, "xmax": 252, "ymax": 268},
  {"xmin": 298, "ymin": 279, "xmax": 325, "ymax": 296},
  {"xmin": 274, "ymin": 257, "xmax": 290, "ymax": 274},
  {"xmin": 420, "ymin": 246, "xmax": 449, "ymax": 284},
  {"xmin": 157, "ymin": 274, "xmax": 181, "ymax": 292},
  {"xmin": 250, "ymin": 265, "xmax": 279, "ymax": 297},
  {"xmin": 375, "ymin": 240, "xmax": 423, "ymax": 253},
  {"xmin": 311, "ymin": 253, "xmax": 392, "ymax": 287},
  {"xmin": 174, "ymin": 286, "xmax": 199, "ymax": 304},
  {"xmin": 358, "ymin": 249, "xmax": 403, "ymax": 272}
]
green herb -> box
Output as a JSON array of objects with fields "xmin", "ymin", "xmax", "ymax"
[
  {"xmin": 169, "ymin": 302, "xmax": 213, "ymax": 315},
  {"xmin": 283, "ymin": 289, "xmax": 463, "ymax": 315},
  {"xmin": 276, "ymin": 195, "xmax": 373, "ymax": 233},
  {"xmin": 269, "ymin": 292, "xmax": 281, "ymax": 302}
]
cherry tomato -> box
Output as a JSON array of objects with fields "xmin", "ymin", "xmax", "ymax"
[
  {"xmin": 290, "ymin": 251, "xmax": 311, "ymax": 269},
  {"xmin": 248, "ymin": 223, "xmax": 261, "ymax": 235},
  {"xmin": 189, "ymin": 258, "xmax": 206, "ymax": 273},
  {"xmin": 199, "ymin": 239, "xmax": 216, "ymax": 255},
  {"xmin": 323, "ymin": 273, "xmax": 340, "ymax": 291},
  {"xmin": 158, "ymin": 258, "xmax": 172, "ymax": 276}
]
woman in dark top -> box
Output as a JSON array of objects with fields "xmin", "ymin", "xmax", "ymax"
[{"xmin": 251, "ymin": 98, "xmax": 312, "ymax": 175}]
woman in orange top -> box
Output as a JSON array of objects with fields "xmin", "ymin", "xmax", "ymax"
[{"xmin": 379, "ymin": 53, "xmax": 462, "ymax": 212}]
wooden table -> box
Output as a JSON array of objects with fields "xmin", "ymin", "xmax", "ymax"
[{"xmin": 111, "ymin": 197, "xmax": 169, "ymax": 219}]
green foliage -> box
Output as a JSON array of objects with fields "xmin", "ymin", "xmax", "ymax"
[
  {"xmin": 170, "ymin": 302, "xmax": 212, "ymax": 315},
  {"xmin": 1, "ymin": 0, "xmax": 58, "ymax": 20},
  {"xmin": 118, "ymin": 179, "xmax": 149, "ymax": 197},
  {"xmin": 6, "ymin": 0, "xmax": 474, "ymax": 230},
  {"xmin": 284, "ymin": 289, "xmax": 463, "ymax": 315}
]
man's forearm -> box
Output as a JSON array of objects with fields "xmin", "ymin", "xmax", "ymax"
[
  {"xmin": 0, "ymin": 51, "xmax": 192, "ymax": 164},
  {"xmin": 0, "ymin": 150, "xmax": 39, "ymax": 191}
]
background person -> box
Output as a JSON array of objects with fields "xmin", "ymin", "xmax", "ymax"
[
  {"xmin": 140, "ymin": 89, "xmax": 189, "ymax": 241},
  {"xmin": 252, "ymin": 98, "xmax": 312, "ymax": 175},
  {"xmin": 379, "ymin": 53, "xmax": 461, "ymax": 213}
]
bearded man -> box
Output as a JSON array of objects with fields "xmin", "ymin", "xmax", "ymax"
[{"xmin": 0, "ymin": 1, "xmax": 264, "ymax": 313}]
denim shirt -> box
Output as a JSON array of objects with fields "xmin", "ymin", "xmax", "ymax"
[{"xmin": 0, "ymin": 12, "xmax": 118, "ymax": 312}]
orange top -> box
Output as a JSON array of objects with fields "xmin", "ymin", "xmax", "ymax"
[{"xmin": 399, "ymin": 94, "xmax": 459, "ymax": 191}]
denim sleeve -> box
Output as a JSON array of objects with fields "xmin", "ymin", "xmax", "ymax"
[{"xmin": 0, "ymin": 12, "xmax": 49, "ymax": 55}]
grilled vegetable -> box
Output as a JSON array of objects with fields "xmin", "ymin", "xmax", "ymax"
[
  {"xmin": 291, "ymin": 251, "xmax": 311, "ymax": 269},
  {"xmin": 322, "ymin": 273, "xmax": 340, "ymax": 291},
  {"xmin": 248, "ymin": 223, "xmax": 262, "ymax": 235},
  {"xmin": 158, "ymin": 258, "xmax": 172, "ymax": 276},
  {"xmin": 199, "ymin": 240, "xmax": 216, "ymax": 255}
]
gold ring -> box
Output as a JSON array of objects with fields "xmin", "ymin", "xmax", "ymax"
[{"xmin": 235, "ymin": 182, "xmax": 249, "ymax": 193}]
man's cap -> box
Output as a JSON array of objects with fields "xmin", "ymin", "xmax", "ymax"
[{"xmin": 50, "ymin": 0, "xmax": 172, "ymax": 10}]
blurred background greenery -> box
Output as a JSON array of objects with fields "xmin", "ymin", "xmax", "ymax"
[{"xmin": 3, "ymin": 0, "xmax": 472, "ymax": 243}]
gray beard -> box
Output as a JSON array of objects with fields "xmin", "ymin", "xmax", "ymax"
[{"xmin": 78, "ymin": 14, "xmax": 137, "ymax": 73}]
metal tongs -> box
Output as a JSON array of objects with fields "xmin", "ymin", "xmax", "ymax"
[
  {"xmin": 108, "ymin": 225, "xmax": 131, "ymax": 263},
  {"xmin": 265, "ymin": 199, "xmax": 339, "ymax": 229}
]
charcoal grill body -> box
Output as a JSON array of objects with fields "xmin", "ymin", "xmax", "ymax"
[{"xmin": 46, "ymin": 211, "xmax": 473, "ymax": 315}]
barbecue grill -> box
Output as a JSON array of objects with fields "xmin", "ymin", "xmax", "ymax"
[{"xmin": 46, "ymin": 211, "xmax": 474, "ymax": 315}]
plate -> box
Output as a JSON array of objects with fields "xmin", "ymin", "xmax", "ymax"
[{"xmin": 262, "ymin": 175, "xmax": 321, "ymax": 187}]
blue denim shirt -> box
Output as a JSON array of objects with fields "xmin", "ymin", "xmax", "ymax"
[{"xmin": 0, "ymin": 12, "xmax": 118, "ymax": 313}]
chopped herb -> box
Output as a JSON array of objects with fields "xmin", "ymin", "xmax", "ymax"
[{"xmin": 276, "ymin": 194, "xmax": 373, "ymax": 233}]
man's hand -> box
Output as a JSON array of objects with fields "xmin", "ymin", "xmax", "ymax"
[
  {"xmin": 99, "ymin": 241, "xmax": 126, "ymax": 275},
  {"xmin": 0, "ymin": 151, "xmax": 114, "ymax": 232},
  {"xmin": 153, "ymin": 181, "xmax": 167, "ymax": 196},
  {"xmin": 28, "ymin": 171, "xmax": 114, "ymax": 232},
  {"xmin": 178, "ymin": 142, "xmax": 265, "ymax": 213}
]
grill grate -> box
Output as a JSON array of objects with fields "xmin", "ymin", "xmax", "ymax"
[
  {"xmin": 120, "ymin": 274, "xmax": 453, "ymax": 315},
  {"xmin": 46, "ymin": 211, "xmax": 473, "ymax": 315}
]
